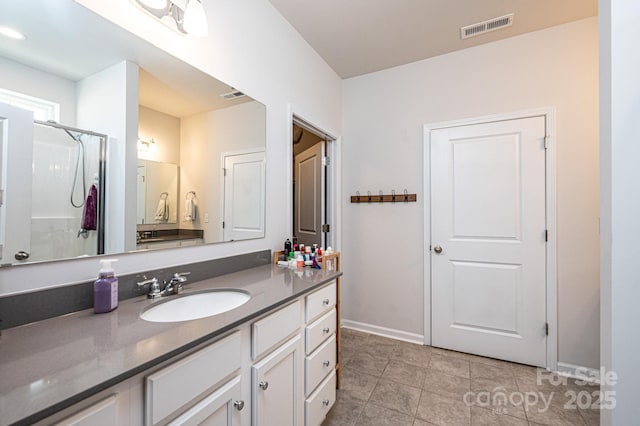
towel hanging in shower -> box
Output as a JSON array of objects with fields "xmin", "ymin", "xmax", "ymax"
[
  {"xmin": 155, "ymin": 196, "xmax": 169, "ymax": 222},
  {"xmin": 81, "ymin": 184, "xmax": 98, "ymax": 231}
]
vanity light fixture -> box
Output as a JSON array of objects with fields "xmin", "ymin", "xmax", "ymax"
[
  {"xmin": 132, "ymin": 0, "xmax": 208, "ymax": 37},
  {"xmin": 138, "ymin": 138, "xmax": 158, "ymax": 152},
  {"xmin": 0, "ymin": 26, "xmax": 26, "ymax": 40}
]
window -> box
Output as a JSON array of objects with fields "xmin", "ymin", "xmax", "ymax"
[{"xmin": 0, "ymin": 87, "xmax": 60, "ymax": 121}]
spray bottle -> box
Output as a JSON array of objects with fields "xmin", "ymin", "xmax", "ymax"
[{"xmin": 94, "ymin": 259, "xmax": 118, "ymax": 314}]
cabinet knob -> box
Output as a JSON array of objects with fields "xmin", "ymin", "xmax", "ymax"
[
  {"xmin": 259, "ymin": 381, "xmax": 269, "ymax": 390},
  {"xmin": 234, "ymin": 400, "xmax": 245, "ymax": 411},
  {"xmin": 322, "ymin": 298, "xmax": 330, "ymax": 305},
  {"xmin": 323, "ymin": 360, "xmax": 330, "ymax": 367},
  {"xmin": 322, "ymin": 399, "xmax": 330, "ymax": 407},
  {"xmin": 323, "ymin": 327, "xmax": 330, "ymax": 334}
]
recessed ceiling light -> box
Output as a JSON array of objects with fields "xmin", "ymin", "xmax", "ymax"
[{"xmin": 0, "ymin": 26, "xmax": 26, "ymax": 40}]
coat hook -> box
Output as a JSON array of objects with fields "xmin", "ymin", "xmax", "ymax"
[
  {"xmin": 356, "ymin": 190, "xmax": 361, "ymax": 203},
  {"xmin": 391, "ymin": 189, "xmax": 396, "ymax": 203},
  {"xmin": 379, "ymin": 190, "xmax": 384, "ymax": 203},
  {"xmin": 404, "ymin": 189, "xmax": 408, "ymax": 202},
  {"xmin": 367, "ymin": 191, "xmax": 372, "ymax": 203}
]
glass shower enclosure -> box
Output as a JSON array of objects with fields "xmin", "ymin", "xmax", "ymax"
[{"xmin": 28, "ymin": 120, "xmax": 107, "ymax": 263}]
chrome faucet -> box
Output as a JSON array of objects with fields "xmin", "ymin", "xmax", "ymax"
[
  {"xmin": 160, "ymin": 272, "xmax": 191, "ymax": 296},
  {"xmin": 137, "ymin": 272, "xmax": 191, "ymax": 299},
  {"xmin": 137, "ymin": 277, "xmax": 162, "ymax": 299}
]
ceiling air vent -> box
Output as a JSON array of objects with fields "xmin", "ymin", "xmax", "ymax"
[
  {"xmin": 460, "ymin": 13, "xmax": 514, "ymax": 40},
  {"xmin": 220, "ymin": 90, "xmax": 246, "ymax": 100}
]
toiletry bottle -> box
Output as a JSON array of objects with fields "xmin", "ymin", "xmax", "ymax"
[
  {"xmin": 284, "ymin": 239, "xmax": 292, "ymax": 256},
  {"xmin": 94, "ymin": 259, "xmax": 119, "ymax": 314}
]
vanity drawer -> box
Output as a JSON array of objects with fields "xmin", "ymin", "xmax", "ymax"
[
  {"xmin": 252, "ymin": 300, "xmax": 302, "ymax": 359},
  {"xmin": 305, "ymin": 282, "xmax": 336, "ymax": 323},
  {"xmin": 305, "ymin": 370, "xmax": 336, "ymax": 426},
  {"xmin": 305, "ymin": 335, "xmax": 336, "ymax": 396},
  {"xmin": 145, "ymin": 332, "xmax": 241, "ymax": 426},
  {"xmin": 305, "ymin": 308, "xmax": 336, "ymax": 354}
]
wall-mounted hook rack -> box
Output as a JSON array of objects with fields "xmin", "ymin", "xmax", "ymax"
[{"xmin": 350, "ymin": 189, "xmax": 417, "ymax": 203}]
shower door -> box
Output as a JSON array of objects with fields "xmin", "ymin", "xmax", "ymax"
[{"xmin": 0, "ymin": 102, "xmax": 34, "ymax": 264}]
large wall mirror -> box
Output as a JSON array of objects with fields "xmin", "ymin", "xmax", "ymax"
[{"xmin": 0, "ymin": 1, "xmax": 266, "ymax": 267}]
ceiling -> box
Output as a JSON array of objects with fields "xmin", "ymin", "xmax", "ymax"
[
  {"xmin": 269, "ymin": 0, "xmax": 598, "ymax": 78},
  {"xmin": 0, "ymin": 0, "xmax": 250, "ymax": 119}
]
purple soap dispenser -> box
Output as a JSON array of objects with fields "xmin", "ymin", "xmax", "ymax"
[{"xmin": 94, "ymin": 259, "xmax": 119, "ymax": 314}]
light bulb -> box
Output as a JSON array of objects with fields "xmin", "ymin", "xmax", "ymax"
[
  {"xmin": 183, "ymin": 0, "xmax": 208, "ymax": 37},
  {"xmin": 137, "ymin": 0, "xmax": 168, "ymax": 9}
]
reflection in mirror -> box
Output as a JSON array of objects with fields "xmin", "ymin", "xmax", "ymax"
[
  {"xmin": 0, "ymin": 0, "xmax": 266, "ymax": 266},
  {"xmin": 136, "ymin": 159, "xmax": 178, "ymax": 225}
]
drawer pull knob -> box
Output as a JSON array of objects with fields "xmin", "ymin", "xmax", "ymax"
[
  {"xmin": 234, "ymin": 400, "xmax": 245, "ymax": 411},
  {"xmin": 323, "ymin": 360, "xmax": 330, "ymax": 367},
  {"xmin": 322, "ymin": 399, "xmax": 330, "ymax": 407},
  {"xmin": 323, "ymin": 327, "xmax": 330, "ymax": 334},
  {"xmin": 259, "ymin": 381, "xmax": 269, "ymax": 390},
  {"xmin": 322, "ymin": 299, "xmax": 330, "ymax": 305}
]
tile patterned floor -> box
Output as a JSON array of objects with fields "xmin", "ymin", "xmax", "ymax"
[{"xmin": 323, "ymin": 329, "xmax": 600, "ymax": 426}]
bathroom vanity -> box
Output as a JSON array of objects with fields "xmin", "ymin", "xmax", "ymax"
[{"xmin": 0, "ymin": 263, "xmax": 341, "ymax": 426}]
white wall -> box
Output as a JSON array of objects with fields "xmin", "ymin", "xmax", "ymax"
[
  {"xmin": 180, "ymin": 101, "xmax": 266, "ymax": 243},
  {"xmin": 0, "ymin": 57, "xmax": 76, "ymax": 125},
  {"xmin": 0, "ymin": 0, "xmax": 341, "ymax": 295},
  {"xmin": 76, "ymin": 60, "xmax": 139, "ymax": 255},
  {"xmin": 342, "ymin": 18, "xmax": 600, "ymax": 368},
  {"xmin": 599, "ymin": 1, "xmax": 640, "ymax": 423},
  {"xmin": 138, "ymin": 106, "xmax": 181, "ymax": 164}
]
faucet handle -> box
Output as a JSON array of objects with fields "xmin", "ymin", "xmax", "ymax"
[
  {"xmin": 137, "ymin": 277, "xmax": 161, "ymax": 299},
  {"xmin": 173, "ymin": 272, "xmax": 191, "ymax": 278}
]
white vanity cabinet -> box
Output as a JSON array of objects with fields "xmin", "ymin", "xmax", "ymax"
[
  {"xmin": 55, "ymin": 396, "xmax": 117, "ymax": 426},
  {"xmin": 167, "ymin": 376, "xmax": 243, "ymax": 426},
  {"xmin": 34, "ymin": 279, "xmax": 339, "ymax": 426},
  {"xmin": 251, "ymin": 301, "xmax": 304, "ymax": 426},
  {"xmin": 145, "ymin": 332, "xmax": 245, "ymax": 426},
  {"xmin": 303, "ymin": 281, "xmax": 337, "ymax": 426}
]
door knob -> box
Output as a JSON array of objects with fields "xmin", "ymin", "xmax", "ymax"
[
  {"xmin": 433, "ymin": 246, "xmax": 443, "ymax": 254},
  {"xmin": 234, "ymin": 400, "xmax": 245, "ymax": 411},
  {"xmin": 259, "ymin": 381, "xmax": 269, "ymax": 390},
  {"xmin": 14, "ymin": 251, "xmax": 30, "ymax": 261}
]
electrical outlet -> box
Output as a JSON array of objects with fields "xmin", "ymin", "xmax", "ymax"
[{"xmin": 204, "ymin": 213, "xmax": 209, "ymax": 223}]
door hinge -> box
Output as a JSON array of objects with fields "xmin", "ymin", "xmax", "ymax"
[
  {"xmin": 0, "ymin": 189, "xmax": 3, "ymax": 206},
  {"xmin": 545, "ymin": 229, "xmax": 549, "ymax": 242},
  {"xmin": 223, "ymin": 168, "xmax": 227, "ymax": 176},
  {"xmin": 545, "ymin": 322, "xmax": 549, "ymax": 336},
  {"xmin": 322, "ymin": 156, "xmax": 330, "ymax": 167},
  {"xmin": 222, "ymin": 221, "xmax": 225, "ymax": 229},
  {"xmin": 322, "ymin": 224, "xmax": 330, "ymax": 233},
  {"xmin": 544, "ymin": 135, "xmax": 550, "ymax": 149}
]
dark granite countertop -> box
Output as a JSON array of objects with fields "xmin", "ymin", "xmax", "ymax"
[{"xmin": 0, "ymin": 264, "xmax": 342, "ymax": 426}]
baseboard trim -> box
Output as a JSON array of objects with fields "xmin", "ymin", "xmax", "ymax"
[
  {"xmin": 556, "ymin": 362, "xmax": 601, "ymax": 384},
  {"xmin": 341, "ymin": 319, "xmax": 424, "ymax": 345}
]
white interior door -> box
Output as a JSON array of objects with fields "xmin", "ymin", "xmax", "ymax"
[
  {"xmin": 0, "ymin": 102, "xmax": 33, "ymax": 264},
  {"xmin": 222, "ymin": 150, "xmax": 265, "ymax": 241},
  {"xmin": 430, "ymin": 116, "xmax": 547, "ymax": 367},
  {"xmin": 294, "ymin": 143, "xmax": 324, "ymax": 247}
]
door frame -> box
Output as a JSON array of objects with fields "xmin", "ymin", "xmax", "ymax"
[
  {"xmin": 423, "ymin": 107, "xmax": 557, "ymax": 370},
  {"xmin": 287, "ymin": 105, "xmax": 341, "ymax": 253}
]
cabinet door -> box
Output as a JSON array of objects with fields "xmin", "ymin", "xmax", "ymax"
[
  {"xmin": 168, "ymin": 376, "xmax": 243, "ymax": 426},
  {"xmin": 57, "ymin": 396, "xmax": 117, "ymax": 426},
  {"xmin": 252, "ymin": 335, "xmax": 303, "ymax": 426}
]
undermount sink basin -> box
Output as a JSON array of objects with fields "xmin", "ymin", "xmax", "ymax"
[{"xmin": 140, "ymin": 289, "xmax": 251, "ymax": 323}]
